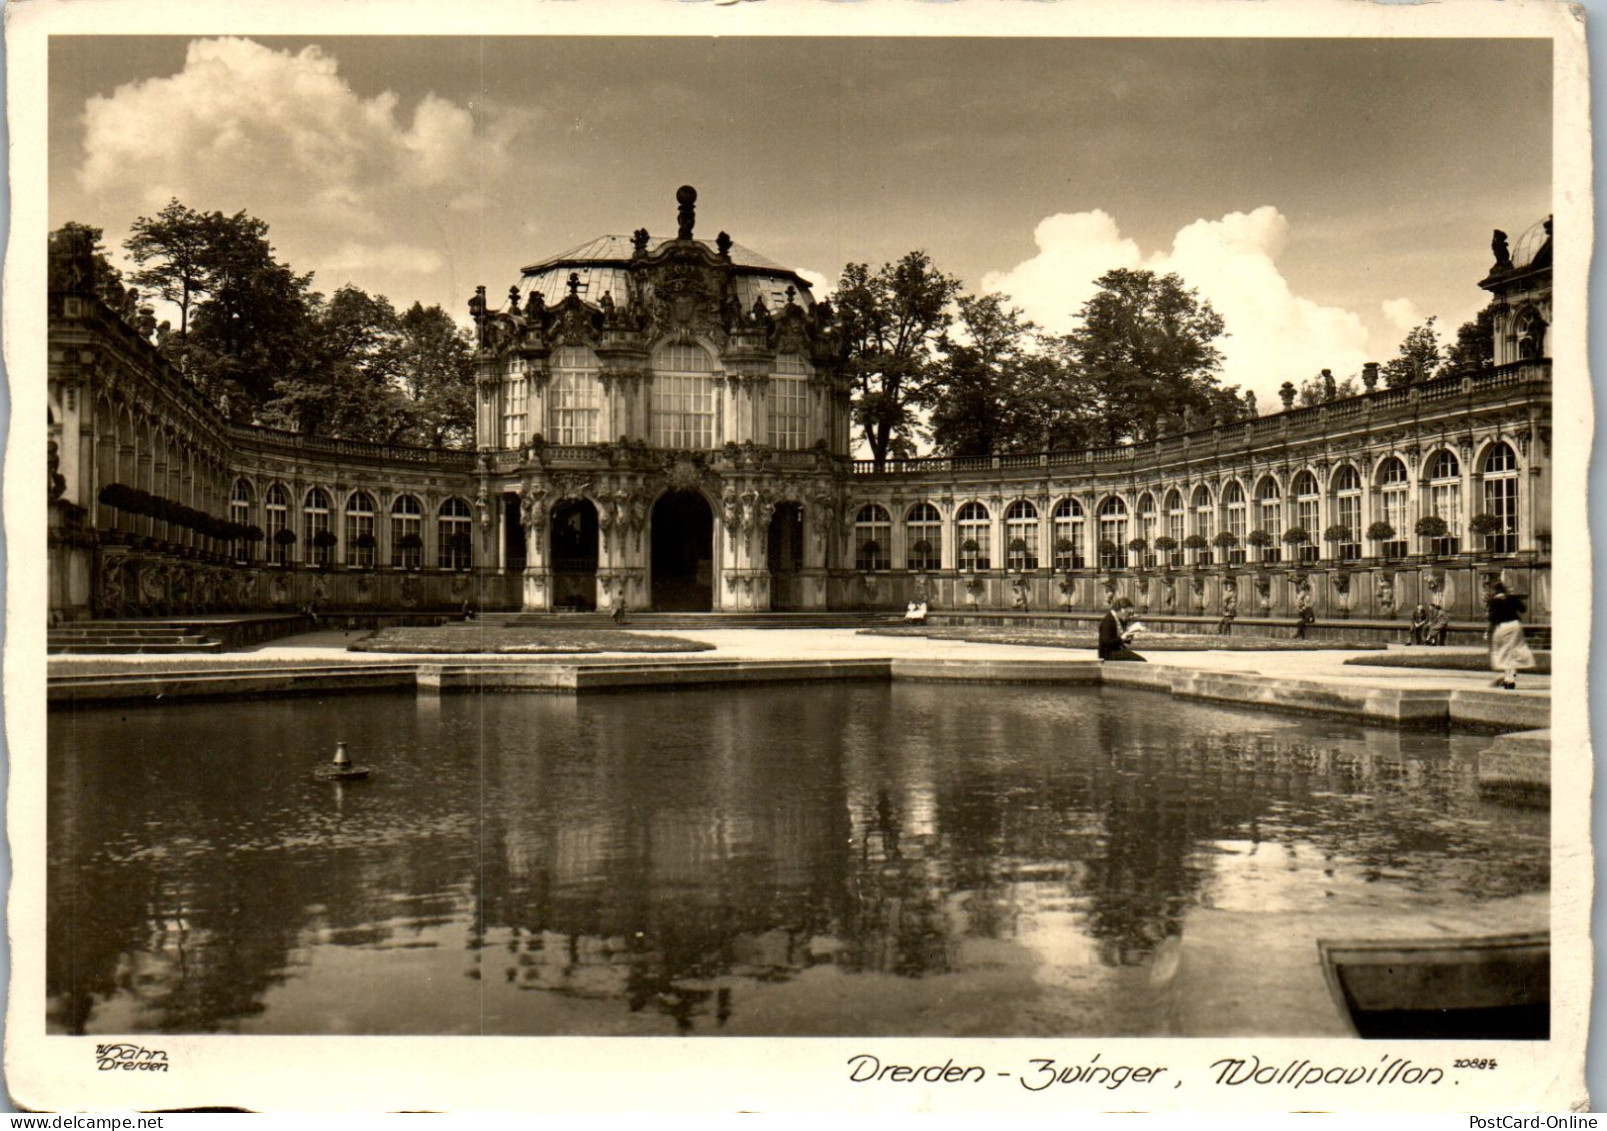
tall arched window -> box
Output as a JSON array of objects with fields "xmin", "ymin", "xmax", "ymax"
[
  {"xmin": 550, "ymin": 346, "xmax": 601, "ymax": 445},
  {"xmin": 1331, "ymin": 465, "xmax": 1362, "ymax": 561},
  {"xmin": 1164, "ymin": 489, "xmax": 1186, "ymax": 567},
  {"xmin": 265, "ymin": 483, "xmax": 289, "ymax": 566},
  {"xmin": 1378, "ymin": 457, "xmax": 1410, "ymax": 559},
  {"xmin": 1136, "ymin": 493, "xmax": 1158, "ymax": 568},
  {"xmin": 905, "ymin": 503, "xmax": 941, "ymax": 570},
  {"xmin": 1005, "ymin": 500, "xmax": 1039, "ymax": 570},
  {"xmin": 854, "ymin": 504, "xmax": 891, "ymax": 571},
  {"xmin": 956, "ymin": 502, "xmax": 991, "ymax": 570},
  {"xmin": 1052, "ymin": 498, "xmax": 1085, "ymax": 570},
  {"xmin": 1192, "ymin": 484, "xmax": 1216, "ymax": 565},
  {"xmin": 1097, "ymin": 496, "xmax": 1128, "ymax": 570},
  {"xmin": 652, "ymin": 343, "xmax": 718, "ymax": 449},
  {"xmin": 391, "ymin": 494, "xmax": 423, "ymax": 569},
  {"xmin": 304, "ymin": 488, "xmax": 332, "ymax": 567},
  {"xmin": 1254, "ymin": 478, "xmax": 1283, "ymax": 564},
  {"xmin": 231, "ymin": 479, "xmax": 254, "ymax": 561},
  {"xmin": 346, "ymin": 491, "xmax": 377, "ymax": 568},
  {"xmin": 438, "ymin": 497, "xmax": 473, "ymax": 570},
  {"xmin": 1482, "ymin": 442, "xmax": 1519, "ymax": 554},
  {"xmin": 1426, "ymin": 449, "xmax": 1462, "ymax": 555},
  {"xmin": 503, "ymin": 359, "xmax": 529, "ymax": 449},
  {"xmin": 769, "ymin": 354, "xmax": 811, "ymax": 450},
  {"xmin": 1222, "ymin": 480, "xmax": 1247, "ymax": 565},
  {"xmin": 1291, "ymin": 471, "xmax": 1320, "ymax": 563}
]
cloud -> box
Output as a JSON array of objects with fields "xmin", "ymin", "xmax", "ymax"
[
  {"xmin": 981, "ymin": 206, "xmax": 1373, "ymax": 408},
  {"xmin": 795, "ymin": 268, "xmax": 833, "ymax": 299},
  {"xmin": 76, "ymin": 37, "xmax": 527, "ymax": 296},
  {"xmin": 1381, "ymin": 297, "xmax": 1424, "ymax": 333}
]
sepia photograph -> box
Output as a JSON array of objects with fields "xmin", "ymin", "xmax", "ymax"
[{"xmin": 8, "ymin": 0, "xmax": 1591, "ymax": 1113}]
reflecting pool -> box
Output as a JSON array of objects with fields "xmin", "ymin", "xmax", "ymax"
[{"xmin": 48, "ymin": 684, "xmax": 1548, "ymax": 1036}]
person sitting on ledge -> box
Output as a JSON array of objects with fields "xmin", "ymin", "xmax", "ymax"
[
  {"xmin": 611, "ymin": 599, "xmax": 628, "ymax": 625},
  {"xmin": 904, "ymin": 599, "xmax": 928, "ymax": 624},
  {"xmin": 1408, "ymin": 604, "xmax": 1429, "ymax": 645},
  {"xmin": 1098, "ymin": 597, "xmax": 1146, "ymax": 662},
  {"xmin": 1427, "ymin": 603, "xmax": 1450, "ymax": 646}
]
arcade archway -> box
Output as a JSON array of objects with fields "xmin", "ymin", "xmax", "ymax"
[
  {"xmin": 768, "ymin": 501, "xmax": 805, "ymax": 610},
  {"xmin": 550, "ymin": 499, "xmax": 598, "ymax": 610},
  {"xmin": 651, "ymin": 490, "xmax": 714, "ymax": 611}
]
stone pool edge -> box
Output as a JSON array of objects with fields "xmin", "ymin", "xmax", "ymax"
[{"xmin": 48, "ymin": 653, "xmax": 1549, "ymax": 731}]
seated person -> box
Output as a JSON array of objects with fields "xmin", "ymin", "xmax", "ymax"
[
  {"xmin": 1408, "ymin": 604, "xmax": 1429, "ymax": 645},
  {"xmin": 904, "ymin": 599, "xmax": 929, "ymax": 624},
  {"xmin": 1427, "ymin": 604, "xmax": 1450, "ymax": 646},
  {"xmin": 1098, "ymin": 597, "xmax": 1146, "ymax": 662}
]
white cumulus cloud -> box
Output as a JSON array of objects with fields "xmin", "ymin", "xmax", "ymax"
[
  {"xmin": 982, "ymin": 206, "xmax": 1373, "ymax": 409},
  {"xmin": 1381, "ymin": 297, "xmax": 1424, "ymax": 333},
  {"xmin": 76, "ymin": 37, "xmax": 527, "ymax": 299}
]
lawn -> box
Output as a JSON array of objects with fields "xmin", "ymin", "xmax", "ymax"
[
  {"xmin": 860, "ymin": 627, "xmax": 1382, "ymax": 652},
  {"xmin": 1343, "ymin": 650, "xmax": 1551, "ymax": 674},
  {"xmin": 349, "ymin": 625, "xmax": 713, "ymax": 655}
]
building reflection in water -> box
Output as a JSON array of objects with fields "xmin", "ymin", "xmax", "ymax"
[{"xmin": 48, "ymin": 685, "xmax": 1548, "ymax": 1035}]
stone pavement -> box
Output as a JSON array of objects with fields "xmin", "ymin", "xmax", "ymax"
[{"xmin": 49, "ymin": 627, "xmax": 1552, "ymax": 697}]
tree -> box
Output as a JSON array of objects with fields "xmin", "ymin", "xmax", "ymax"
[
  {"xmin": 1296, "ymin": 368, "xmax": 1361, "ymax": 407},
  {"xmin": 396, "ymin": 302, "xmax": 476, "ymax": 448},
  {"xmin": 49, "ymin": 222, "xmax": 136, "ymax": 315},
  {"xmin": 262, "ymin": 286, "xmax": 410, "ymax": 439},
  {"xmin": 148, "ymin": 208, "xmax": 317, "ymax": 414},
  {"xmin": 1382, "ymin": 317, "xmax": 1446, "ymax": 388},
  {"xmin": 1061, "ymin": 269, "xmax": 1244, "ymax": 445},
  {"xmin": 1445, "ymin": 304, "xmax": 1497, "ymax": 375},
  {"xmin": 125, "ymin": 199, "xmax": 219, "ymax": 342},
  {"xmin": 834, "ymin": 251, "xmax": 961, "ymax": 467}
]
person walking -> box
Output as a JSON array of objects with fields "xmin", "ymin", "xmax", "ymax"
[
  {"xmin": 1098, "ymin": 597, "xmax": 1146, "ymax": 662},
  {"xmin": 1487, "ymin": 582, "xmax": 1535, "ymax": 689}
]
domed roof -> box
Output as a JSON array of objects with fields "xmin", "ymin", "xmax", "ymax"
[
  {"xmin": 518, "ymin": 234, "xmax": 816, "ymax": 313},
  {"xmin": 1510, "ymin": 216, "xmax": 1552, "ymax": 272}
]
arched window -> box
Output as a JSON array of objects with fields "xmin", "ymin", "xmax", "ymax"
[
  {"xmin": 1378, "ymin": 457, "xmax": 1410, "ymax": 559},
  {"xmin": 1254, "ymin": 478, "xmax": 1283, "ymax": 563},
  {"xmin": 854, "ymin": 504, "xmax": 891, "ymax": 571},
  {"xmin": 550, "ymin": 346, "xmax": 601, "ymax": 445},
  {"xmin": 265, "ymin": 483, "xmax": 289, "ymax": 566},
  {"xmin": 1482, "ymin": 442, "xmax": 1519, "ymax": 554},
  {"xmin": 770, "ymin": 354, "xmax": 811, "ymax": 450},
  {"xmin": 1291, "ymin": 471, "xmax": 1320, "ymax": 563},
  {"xmin": 503, "ymin": 359, "xmax": 529, "ymax": 449},
  {"xmin": 1331, "ymin": 465, "xmax": 1362, "ymax": 561},
  {"xmin": 1005, "ymin": 500, "xmax": 1039, "ymax": 570},
  {"xmin": 1052, "ymin": 498, "xmax": 1085, "ymax": 571},
  {"xmin": 304, "ymin": 488, "xmax": 333, "ymax": 567},
  {"xmin": 1192, "ymin": 485, "xmax": 1216, "ymax": 565},
  {"xmin": 652, "ymin": 343, "xmax": 718, "ymax": 449},
  {"xmin": 231, "ymin": 479, "xmax": 254, "ymax": 561},
  {"xmin": 905, "ymin": 502, "xmax": 941, "ymax": 571},
  {"xmin": 346, "ymin": 492, "xmax": 377, "ymax": 568},
  {"xmin": 956, "ymin": 502, "xmax": 991, "ymax": 570},
  {"xmin": 438, "ymin": 497, "xmax": 473, "ymax": 571},
  {"xmin": 1426, "ymin": 449, "xmax": 1462, "ymax": 555},
  {"xmin": 1097, "ymin": 496, "xmax": 1128, "ymax": 570},
  {"xmin": 1164, "ymin": 489, "xmax": 1186, "ymax": 567},
  {"xmin": 1222, "ymin": 481, "xmax": 1247, "ymax": 564},
  {"xmin": 391, "ymin": 494, "xmax": 423, "ymax": 569},
  {"xmin": 1136, "ymin": 493, "xmax": 1158, "ymax": 568}
]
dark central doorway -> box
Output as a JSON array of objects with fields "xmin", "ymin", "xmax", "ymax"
[
  {"xmin": 550, "ymin": 499, "xmax": 598, "ymax": 610},
  {"xmin": 651, "ymin": 490, "xmax": 714, "ymax": 611},
  {"xmin": 768, "ymin": 502, "xmax": 805, "ymax": 610}
]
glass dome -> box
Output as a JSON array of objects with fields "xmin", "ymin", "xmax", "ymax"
[{"xmin": 1509, "ymin": 216, "xmax": 1552, "ymax": 272}]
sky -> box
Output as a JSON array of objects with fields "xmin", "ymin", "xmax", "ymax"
[{"xmin": 48, "ymin": 35, "xmax": 1552, "ymax": 412}]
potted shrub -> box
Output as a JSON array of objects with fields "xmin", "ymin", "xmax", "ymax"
[
  {"xmin": 959, "ymin": 537, "xmax": 981, "ymax": 570},
  {"xmin": 1008, "ymin": 536, "xmax": 1032, "ymax": 570},
  {"xmin": 910, "ymin": 538, "xmax": 934, "ymax": 570},
  {"xmin": 1126, "ymin": 537, "xmax": 1148, "ymax": 568},
  {"xmin": 1414, "ymin": 514, "xmax": 1450, "ymax": 558},
  {"xmin": 1152, "ymin": 534, "xmax": 1178, "ymax": 568},
  {"xmin": 1365, "ymin": 520, "xmax": 1397, "ymax": 560},
  {"xmin": 272, "ymin": 526, "xmax": 297, "ymax": 566},
  {"xmin": 1053, "ymin": 535, "xmax": 1076, "ymax": 570},
  {"xmin": 1246, "ymin": 529, "xmax": 1272, "ymax": 550},
  {"xmin": 859, "ymin": 539, "xmax": 882, "ymax": 572},
  {"xmin": 1212, "ymin": 530, "xmax": 1239, "ymax": 550},
  {"xmin": 1468, "ymin": 512, "xmax": 1502, "ymax": 555},
  {"xmin": 1323, "ymin": 524, "xmax": 1353, "ymax": 546},
  {"xmin": 398, "ymin": 531, "xmax": 425, "ymax": 569}
]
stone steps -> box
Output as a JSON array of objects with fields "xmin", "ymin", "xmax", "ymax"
[{"xmin": 48, "ymin": 623, "xmax": 223, "ymax": 655}]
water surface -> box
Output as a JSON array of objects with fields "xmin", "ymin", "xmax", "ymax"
[{"xmin": 48, "ymin": 684, "xmax": 1548, "ymax": 1035}]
